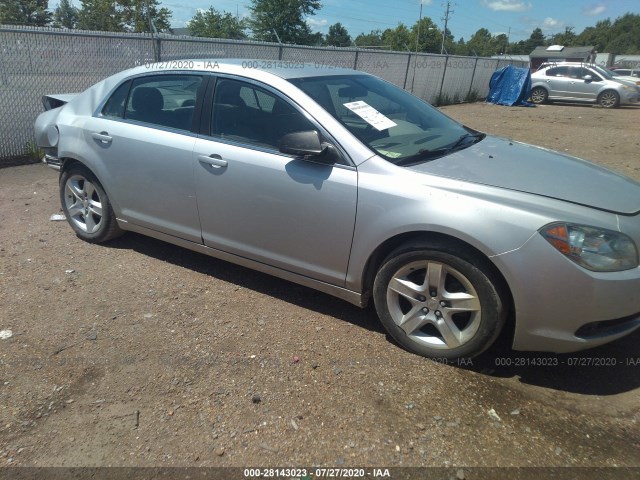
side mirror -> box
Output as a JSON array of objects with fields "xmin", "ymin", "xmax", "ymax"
[
  {"xmin": 279, "ymin": 130, "xmax": 325, "ymax": 157},
  {"xmin": 583, "ymin": 75, "xmax": 593, "ymax": 82}
]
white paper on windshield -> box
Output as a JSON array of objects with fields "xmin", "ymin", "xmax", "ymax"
[{"xmin": 343, "ymin": 101, "xmax": 397, "ymax": 131}]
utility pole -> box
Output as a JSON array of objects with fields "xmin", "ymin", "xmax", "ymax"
[
  {"xmin": 410, "ymin": 1, "xmax": 423, "ymax": 93},
  {"xmin": 441, "ymin": 1, "xmax": 453, "ymax": 55},
  {"xmin": 505, "ymin": 26, "xmax": 511, "ymax": 54}
]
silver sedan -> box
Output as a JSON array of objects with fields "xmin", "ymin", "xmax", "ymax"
[{"xmin": 35, "ymin": 60, "xmax": 640, "ymax": 359}]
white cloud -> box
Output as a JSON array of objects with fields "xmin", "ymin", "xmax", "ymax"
[
  {"xmin": 582, "ymin": 4, "xmax": 606, "ymax": 16},
  {"xmin": 542, "ymin": 17, "xmax": 564, "ymax": 29},
  {"xmin": 420, "ymin": 0, "xmax": 433, "ymax": 5},
  {"xmin": 308, "ymin": 18, "xmax": 328, "ymax": 28},
  {"xmin": 482, "ymin": 0, "xmax": 532, "ymax": 12}
]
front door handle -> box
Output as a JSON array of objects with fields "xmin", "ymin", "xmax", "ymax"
[
  {"xmin": 198, "ymin": 154, "xmax": 228, "ymax": 169},
  {"xmin": 91, "ymin": 131, "xmax": 112, "ymax": 144}
]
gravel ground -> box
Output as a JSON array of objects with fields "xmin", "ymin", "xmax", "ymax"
[{"xmin": 0, "ymin": 102, "xmax": 639, "ymax": 474}]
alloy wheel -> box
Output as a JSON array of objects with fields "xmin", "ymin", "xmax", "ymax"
[
  {"xmin": 63, "ymin": 175, "xmax": 104, "ymax": 234},
  {"xmin": 599, "ymin": 91, "xmax": 618, "ymax": 108},
  {"xmin": 386, "ymin": 260, "xmax": 482, "ymax": 350}
]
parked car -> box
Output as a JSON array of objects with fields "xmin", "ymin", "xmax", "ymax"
[
  {"xmin": 589, "ymin": 64, "xmax": 640, "ymax": 86},
  {"xmin": 610, "ymin": 67, "xmax": 640, "ymax": 79},
  {"xmin": 531, "ymin": 62, "xmax": 640, "ymax": 107},
  {"xmin": 34, "ymin": 60, "xmax": 640, "ymax": 360}
]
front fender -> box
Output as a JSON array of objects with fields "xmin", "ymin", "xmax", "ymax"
[{"xmin": 345, "ymin": 156, "xmax": 619, "ymax": 293}]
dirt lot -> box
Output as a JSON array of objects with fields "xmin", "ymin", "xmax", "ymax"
[{"xmin": 0, "ymin": 102, "xmax": 639, "ymax": 475}]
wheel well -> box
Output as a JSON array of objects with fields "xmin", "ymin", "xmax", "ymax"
[
  {"xmin": 59, "ymin": 157, "xmax": 83, "ymax": 175},
  {"xmin": 361, "ymin": 232, "xmax": 514, "ymax": 314},
  {"xmin": 598, "ymin": 89, "xmax": 619, "ymax": 98}
]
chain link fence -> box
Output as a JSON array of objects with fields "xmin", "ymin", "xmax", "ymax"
[{"xmin": 0, "ymin": 25, "xmax": 527, "ymax": 161}]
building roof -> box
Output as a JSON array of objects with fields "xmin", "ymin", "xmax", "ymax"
[{"xmin": 530, "ymin": 45, "xmax": 595, "ymax": 59}]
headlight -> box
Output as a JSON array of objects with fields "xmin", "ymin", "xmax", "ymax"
[{"xmin": 540, "ymin": 223, "xmax": 638, "ymax": 272}]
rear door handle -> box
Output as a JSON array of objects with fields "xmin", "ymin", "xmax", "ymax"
[
  {"xmin": 91, "ymin": 131, "xmax": 112, "ymax": 144},
  {"xmin": 198, "ymin": 154, "xmax": 228, "ymax": 169}
]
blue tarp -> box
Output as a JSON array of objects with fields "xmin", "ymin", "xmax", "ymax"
[{"xmin": 487, "ymin": 65, "xmax": 534, "ymax": 106}]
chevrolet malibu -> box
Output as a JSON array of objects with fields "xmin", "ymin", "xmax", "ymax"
[{"xmin": 34, "ymin": 60, "xmax": 640, "ymax": 360}]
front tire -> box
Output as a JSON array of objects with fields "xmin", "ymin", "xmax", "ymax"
[
  {"xmin": 373, "ymin": 244, "xmax": 506, "ymax": 360},
  {"xmin": 60, "ymin": 165, "xmax": 123, "ymax": 243},
  {"xmin": 598, "ymin": 90, "xmax": 619, "ymax": 108}
]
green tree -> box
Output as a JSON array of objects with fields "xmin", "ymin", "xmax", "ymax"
[
  {"xmin": 493, "ymin": 33, "xmax": 508, "ymax": 55},
  {"xmin": 77, "ymin": 0, "xmax": 171, "ymax": 32},
  {"xmin": 354, "ymin": 29, "xmax": 383, "ymax": 48},
  {"xmin": 381, "ymin": 23, "xmax": 411, "ymax": 51},
  {"xmin": 249, "ymin": 0, "xmax": 321, "ymax": 45},
  {"xmin": 573, "ymin": 14, "xmax": 640, "ymax": 54},
  {"xmin": 77, "ymin": 0, "xmax": 121, "ymax": 31},
  {"xmin": 324, "ymin": 22, "xmax": 350, "ymax": 47},
  {"xmin": 551, "ymin": 26, "xmax": 576, "ymax": 47},
  {"xmin": 120, "ymin": 0, "xmax": 171, "ymax": 33},
  {"xmin": 451, "ymin": 37, "xmax": 467, "ymax": 55},
  {"xmin": 466, "ymin": 28, "xmax": 494, "ymax": 56},
  {"xmin": 522, "ymin": 27, "xmax": 545, "ymax": 53},
  {"xmin": 576, "ymin": 19, "xmax": 611, "ymax": 51},
  {"xmin": 307, "ymin": 31, "xmax": 323, "ymax": 45},
  {"xmin": 0, "ymin": 0, "xmax": 52, "ymax": 26},
  {"xmin": 409, "ymin": 16, "xmax": 440, "ymax": 53},
  {"xmin": 604, "ymin": 13, "xmax": 640, "ymax": 54},
  {"xmin": 52, "ymin": 0, "xmax": 78, "ymax": 28},
  {"xmin": 188, "ymin": 7, "xmax": 247, "ymax": 39}
]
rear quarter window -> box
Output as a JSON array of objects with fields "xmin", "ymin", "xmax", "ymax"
[{"xmin": 101, "ymin": 81, "xmax": 131, "ymax": 118}]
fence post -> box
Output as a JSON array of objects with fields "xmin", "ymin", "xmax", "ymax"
[
  {"xmin": 0, "ymin": 32, "xmax": 8, "ymax": 85},
  {"xmin": 403, "ymin": 53, "xmax": 412, "ymax": 90},
  {"xmin": 353, "ymin": 49, "xmax": 359, "ymax": 70},
  {"xmin": 156, "ymin": 37, "xmax": 162, "ymax": 62},
  {"xmin": 278, "ymin": 45, "xmax": 283, "ymax": 60},
  {"xmin": 467, "ymin": 57, "xmax": 479, "ymax": 101},
  {"xmin": 437, "ymin": 54, "xmax": 449, "ymax": 105}
]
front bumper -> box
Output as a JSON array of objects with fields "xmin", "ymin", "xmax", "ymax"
[
  {"xmin": 493, "ymin": 229, "xmax": 640, "ymax": 353},
  {"xmin": 621, "ymin": 90, "xmax": 640, "ymax": 104}
]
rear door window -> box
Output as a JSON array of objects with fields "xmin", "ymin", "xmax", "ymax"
[
  {"xmin": 546, "ymin": 67, "xmax": 569, "ymax": 77},
  {"xmin": 123, "ymin": 75, "xmax": 203, "ymax": 131}
]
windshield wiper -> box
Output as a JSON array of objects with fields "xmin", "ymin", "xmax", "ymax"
[
  {"xmin": 394, "ymin": 132, "xmax": 486, "ymax": 166},
  {"xmin": 445, "ymin": 132, "xmax": 486, "ymax": 153}
]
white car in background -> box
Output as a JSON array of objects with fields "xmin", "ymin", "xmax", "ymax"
[{"xmin": 610, "ymin": 67, "xmax": 640, "ymax": 79}]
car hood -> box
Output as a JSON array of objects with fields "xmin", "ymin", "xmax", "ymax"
[{"xmin": 408, "ymin": 135, "xmax": 640, "ymax": 215}]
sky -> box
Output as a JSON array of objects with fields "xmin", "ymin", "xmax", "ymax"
[{"xmin": 157, "ymin": 0, "xmax": 639, "ymax": 43}]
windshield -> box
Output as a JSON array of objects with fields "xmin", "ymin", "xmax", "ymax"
[
  {"xmin": 289, "ymin": 74, "xmax": 479, "ymax": 165},
  {"xmin": 591, "ymin": 65, "xmax": 615, "ymax": 79}
]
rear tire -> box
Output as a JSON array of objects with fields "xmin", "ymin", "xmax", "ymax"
[
  {"xmin": 530, "ymin": 87, "xmax": 548, "ymax": 104},
  {"xmin": 60, "ymin": 165, "xmax": 123, "ymax": 243},
  {"xmin": 373, "ymin": 243, "xmax": 507, "ymax": 360}
]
